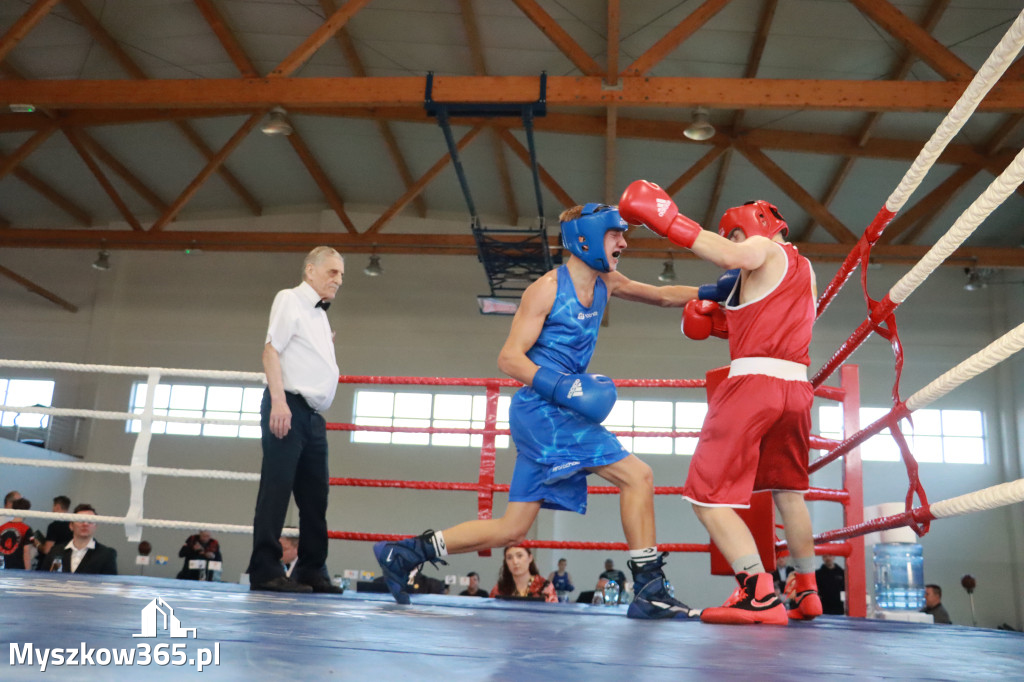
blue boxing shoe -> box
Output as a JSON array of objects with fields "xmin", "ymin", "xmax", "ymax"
[
  {"xmin": 373, "ymin": 530, "xmax": 447, "ymax": 605},
  {"xmin": 627, "ymin": 553, "xmax": 696, "ymax": 620}
]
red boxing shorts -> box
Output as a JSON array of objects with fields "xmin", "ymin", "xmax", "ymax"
[{"xmin": 682, "ymin": 371, "xmax": 812, "ymax": 508}]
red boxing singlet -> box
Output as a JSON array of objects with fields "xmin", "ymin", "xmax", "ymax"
[{"xmin": 725, "ymin": 242, "xmax": 814, "ymax": 365}]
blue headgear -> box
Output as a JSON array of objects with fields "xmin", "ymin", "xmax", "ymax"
[{"xmin": 560, "ymin": 203, "xmax": 629, "ymax": 272}]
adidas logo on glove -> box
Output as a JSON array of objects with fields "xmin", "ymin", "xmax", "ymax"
[
  {"xmin": 566, "ymin": 379, "xmax": 584, "ymax": 399},
  {"xmin": 656, "ymin": 198, "xmax": 671, "ymax": 217}
]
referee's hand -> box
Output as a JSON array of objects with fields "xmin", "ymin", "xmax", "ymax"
[{"xmin": 269, "ymin": 402, "xmax": 292, "ymax": 438}]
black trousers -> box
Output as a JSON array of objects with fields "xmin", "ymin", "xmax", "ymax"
[{"xmin": 247, "ymin": 389, "xmax": 330, "ymax": 584}]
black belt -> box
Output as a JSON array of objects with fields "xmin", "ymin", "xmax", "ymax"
[{"xmin": 285, "ymin": 391, "xmax": 315, "ymax": 412}]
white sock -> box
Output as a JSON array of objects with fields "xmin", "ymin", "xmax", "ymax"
[
  {"xmin": 629, "ymin": 547, "xmax": 658, "ymax": 567},
  {"xmin": 429, "ymin": 530, "xmax": 448, "ymax": 557}
]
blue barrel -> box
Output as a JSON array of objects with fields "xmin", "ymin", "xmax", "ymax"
[{"xmin": 873, "ymin": 543, "xmax": 925, "ymax": 610}]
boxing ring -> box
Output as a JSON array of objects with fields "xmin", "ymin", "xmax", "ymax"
[{"xmin": 3, "ymin": 7, "xmax": 1024, "ymax": 681}]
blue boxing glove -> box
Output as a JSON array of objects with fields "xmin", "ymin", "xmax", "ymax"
[
  {"xmin": 698, "ymin": 268, "xmax": 741, "ymax": 306},
  {"xmin": 532, "ymin": 366, "xmax": 617, "ymax": 424}
]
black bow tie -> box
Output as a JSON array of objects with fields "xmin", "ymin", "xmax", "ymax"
[{"xmin": 315, "ymin": 300, "xmax": 330, "ymax": 311}]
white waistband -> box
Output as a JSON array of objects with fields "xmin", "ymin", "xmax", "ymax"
[{"xmin": 728, "ymin": 357, "xmax": 808, "ymax": 381}]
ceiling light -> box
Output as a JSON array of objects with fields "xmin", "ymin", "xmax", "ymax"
[
  {"xmin": 261, "ymin": 106, "xmax": 293, "ymax": 136},
  {"xmin": 684, "ymin": 107, "xmax": 715, "ymax": 141},
  {"xmin": 364, "ymin": 254, "xmax": 383, "ymax": 277},
  {"xmin": 963, "ymin": 267, "xmax": 988, "ymax": 291},
  {"xmin": 92, "ymin": 250, "xmax": 111, "ymax": 271},
  {"xmin": 657, "ymin": 259, "xmax": 676, "ymax": 282}
]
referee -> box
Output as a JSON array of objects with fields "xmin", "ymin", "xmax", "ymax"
[{"xmin": 247, "ymin": 246, "xmax": 345, "ymax": 593}]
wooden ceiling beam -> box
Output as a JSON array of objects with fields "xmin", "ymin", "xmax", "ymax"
[
  {"xmin": 365, "ymin": 126, "xmax": 484, "ymax": 235},
  {"xmin": 880, "ymin": 164, "xmax": 983, "ymax": 245},
  {"xmin": 63, "ymin": 128, "xmax": 142, "ymax": 231},
  {"xmin": 192, "ymin": 0, "xmax": 260, "ymax": 78},
  {"xmin": 510, "ymin": 0, "xmax": 603, "ymax": 76},
  {"xmin": 846, "ymin": 0, "xmax": 972, "ymax": 81},
  {"xmin": 664, "ymin": 145, "xmax": 726, "ymax": 197},
  {"xmin": 64, "ymin": 0, "xmax": 261, "ymax": 217},
  {"xmin": 0, "ymin": 263, "xmax": 78, "ymax": 313},
  {"xmin": 735, "ymin": 141, "xmax": 858, "ymax": 243},
  {"xmin": 0, "ymin": 108, "xmax": 251, "ymax": 132},
  {"xmin": 0, "ymin": 0, "xmax": 62, "ymax": 64},
  {"xmin": 7, "ymin": 76, "xmax": 1023, "ymax": 111},
  {"xmin": 0, "ymin": 123, "xmax": 56, "ymax": 180},
  {"xmin": 270, "ymin": 0, "xmax": 372, "ymax": 77},
  {"xmin": 622, "ymin": 0, "xmax": 735, "ymax": 76},
  {"xmin": 498, "ymin": 128, "xmax": 576, "ymax": 209},
  {"xmin": 197, "ymin": 0, "xmax": 357, "ymax": 230},
  {"xmin": 78, "ymin": 131, "xmax": 169, "ymax": 213},
  {"xmin": 4, "ymin": 106, "xmax": 1009, "ymax": 169},
  {"xmin": 7, "ymin": 165, "xmax": 92, "ymax": 225},
  {"xmin": 802, "ymin": 0, "xmax": 950, "ymax": 240},
  {"xmin": 704, "ymin": 0, "xmax": 777, "ymax": 227},
  {"xmin": 606, "ymin": 0, "xmax": 620, "ymax": 85},
  {"xmin": 286, "ymin": 126, "xmax": 357, "ymax": 234},
  {"xmin": 151, "ymin": 112, "xmax": 264, "ymax": 231},
  {"xmin": 333, "ymin": 25, "xmax": 427, "ymax": 219},
  {"xmin": 457, "ymin": 0, "xmax": 513, "ymax": 224},
  {"xmin": 0, "ymin": 228, "xmax": 1018, "ymax": 267}
]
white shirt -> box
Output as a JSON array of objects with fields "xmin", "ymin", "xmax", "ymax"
[
  {"xmin": 65, "ymin": 537, "xmax": 96, "ymax": 573},
  {"xmin": 265, "ymin": 281, "xmax": 340, "ymax": 412},
  {"xmin": 283, "ymin": 558, "xmax": 297, "ymax": 578}
]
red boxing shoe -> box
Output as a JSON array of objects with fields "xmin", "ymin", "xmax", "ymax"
[
  {"xmin": 700, "ymin": 572, "xmax": 788, "ymax": 625},
  {"xmin": 784, "ymin": 571, "xmax": 823, "ymax": 621}
]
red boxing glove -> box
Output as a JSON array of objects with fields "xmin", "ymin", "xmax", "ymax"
[
  {"xmin": 619, "ymin": 180, "xmax": 703, "ymax": 248},
  {"xmin": 682, "ymin": 299, "xmax": 728, "ymax": 340}
]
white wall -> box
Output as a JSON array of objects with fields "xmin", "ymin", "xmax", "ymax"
[{"xmin": 1, "ymin": 210, "xmax": 1021, "ymax": 628}]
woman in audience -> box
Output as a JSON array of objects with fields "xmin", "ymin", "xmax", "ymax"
[{"xmin": 490, "ymin": 545, "xmax": 557, "ymax": 602}]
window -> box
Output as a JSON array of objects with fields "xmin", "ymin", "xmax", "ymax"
[
  {"xmin": 128, "ymin": 382, "xmax": 263, "ymax": 438},
  {"xmin": 818, "ymin": 406, "xmax": 985, "ymax": 464},
  {"xmin": 352, "ymin": 390, "xmax": 511, "ymax": 449},
  {"xmin": 604, "ymin": 399, "xmax": 706, "ymax": 455},
  {"xmin": 0, "ymin": 378, "xmax": 55, "ymax": 428}
]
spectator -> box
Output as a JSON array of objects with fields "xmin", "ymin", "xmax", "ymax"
[
  {"xmin": 0, "ymin": 497, "xmax": 33, "ymax": 569},
  {"xmin": 547, "ymin": 557, "xmax": 575, "ymax": 602},
  {"xmin": 280, "ymin": 536, "xmax": 299, "ymax": 578},
  {"xmin": 599, "ymin": 559, "xmax": 627, "ymax": 603},
  {"xmin": 921, "ymin": 584, "xmax": 952, "ymax": 624},
  {"xmin": 490, "ymin": 545, "xmax": 556, "ymax": 602},
  {"xmin": 459, "ymin": 571, "xmax": 488, "ymax": 597},
  {"xmin": 3, "ymin": 490, "xmax": 21, "ymax": 508},
  {"xmin": 36, "ymin": 495, "xmax": 73, "ymax": 571},
  {"xmin": 177, "ymin": 530, "xmax": 222, "ymax": 580},
  {"xmin": 815, "ymin": 555, "xmax": 846, "ymax": 615},
  {"xmin": 47, "ymin": 504, "xmax": 118, "ymax": 575}
]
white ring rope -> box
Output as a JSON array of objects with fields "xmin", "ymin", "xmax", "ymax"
[
  {"xmin": 929, "ymin": 478, "xmax": 1024, "ymax": 520},
  {"xmin": 0, "ymin": 358, "xmax": 264, "ymax": 382},
  {"xmin": 0, "ymin": 404, "xmax": 260, "ymax": 427},
  {"xmin": 889, "ymin": 143, "xmax": 1024, "ymax": 304},
  {"xmin": 0, "ymin": 456, "xmax": 260, "ymax": 481},
  {"xmin": 885, "ymin": 7, "xmax": 1024, "ymax": 212},
  {"xmin": 7, "ymin": 509, "xmax": 274, "ymax": 536},
  {"xmin": 906, "ymin": 321, "xmax": 1024, "ymax": 411}
]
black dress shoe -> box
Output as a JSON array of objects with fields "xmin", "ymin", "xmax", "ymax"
[
  {"xmin": 301, "ymin": 577, "xmax": 344, "ymax": 594},
  {"xmin": 250, "ymin": 576, "xmax": 313, "ymax": 593}
]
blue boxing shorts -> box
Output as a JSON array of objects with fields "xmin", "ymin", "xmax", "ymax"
[{"xmin": 508, "ymin": 388, "xmax": 629, "ymax": 514}]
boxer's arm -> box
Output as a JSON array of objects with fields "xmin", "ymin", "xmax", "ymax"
[
  {"xmin": 603, "ymin": 270, "xmax": 698, "ymax": 307},
  {"xmin": 689, "ymin": 231, "xmax": 772, "ymax": 271},
  {"xmin": 497, "ymin": 273, "xmax": 556, "ymax": 385}
]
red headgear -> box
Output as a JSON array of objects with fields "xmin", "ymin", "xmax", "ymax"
[{"xmin": 718, "ymin": 200, "xmax": 788, "ymax": 240}]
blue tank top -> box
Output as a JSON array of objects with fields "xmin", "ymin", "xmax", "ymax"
[{"xmin": 526, "ymin": 266, "xmax": 607, "ymax": 374}]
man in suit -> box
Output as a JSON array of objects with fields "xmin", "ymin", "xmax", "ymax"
[{"xmin": 47, "ymin": 503, "xmax": 117, "ymax": 575}]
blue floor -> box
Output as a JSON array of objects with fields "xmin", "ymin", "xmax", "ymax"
[{"xmin": 1, "ymin": 572, "xmax": 1020, "ymax": 681}]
